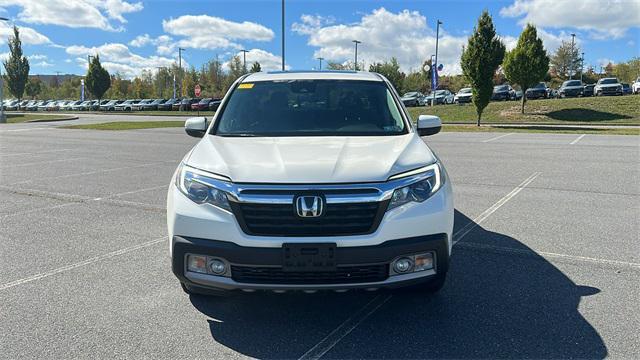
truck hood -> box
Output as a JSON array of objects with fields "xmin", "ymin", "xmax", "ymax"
[{"xmin": 186, "ymin": 134, "xmax": 436, "ymax": 183}]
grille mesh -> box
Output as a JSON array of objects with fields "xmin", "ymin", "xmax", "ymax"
[{"xmin": 231, "ymin": 264, "xmax": 388, "ymax": 284}]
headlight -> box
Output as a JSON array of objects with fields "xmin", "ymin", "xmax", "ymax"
[
  {"xmin": 388, "ymin": 163, "xmax": 443, "ymax": 211},
  {"xmin": 175, "ymin": 164, "xmax": 232, "ymax": 211}
]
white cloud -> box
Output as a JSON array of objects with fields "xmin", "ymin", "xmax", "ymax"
[
  {"xmin": 225, "ymin": 49, "xmax": 288, "ymax": 71},
  {"xmin": 66, "ymin": 43, "xmax": 177, "ymax": 78},
  {"xmin": 129, "ymin": 33, "xmax": 176, "ymax": 56},
  {"xmin": 293, "ymin": 8, "xmax": 467, "ymax": 75},
  {"xmin": 597, "ymin": 58, "xmax": 615, "ymax": 67},
  {"xmin": 27, "ymin": 54, "xmax": 47, "ymax": 60},
  {"xmin": 0, "ymin": 22, "xmax": 51, "ymax": 45},
  {"xmin": 162, "ymin": 15, "xmax": 274, "ymax": 51},
  {"xmin": 291, "ymin": 14, "xmax": 335, "ymax": 35},
  {"xmin": 0, "ymin": 0, "xmax": 143, "ymax": 31},
  {"xmin": 129, "ymin": 33, "xmax": 152, "ymax": 47},
  {"xmin": 34, "ymin": 60, "xmax": 53, "ymax": 67},
  {"xmin": 500, "ymin": 0, "xmax": 640, "ymax": 39}
]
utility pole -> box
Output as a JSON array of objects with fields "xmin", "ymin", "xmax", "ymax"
[
  {"xmin": 569, "ymin": 33, "xmax": 576, "ymax": 80},
  {"xmin": 281, "ymin": 0, "xmax": 285, "ymax": 71},
  {"xmin": 240, "ymin": 49, "xmax": 249, "ymax": 73},
  {"xmin": 0, "ymin": 17, "xmax": 8, "ymax": 123},
  {"xmin": 317, "ymin": 57, "xmax": 324, "ymax": 71},
  {"xmin": 178, "ymin": 47, "xmax": 185, "ymax": 97},
  {"xmin": 55, "ymin": 71, "xmax": 61, "ymax": 87},
  {"xmin": 353, "ymin": 40, "xmax": 361, "ymax": 70}
]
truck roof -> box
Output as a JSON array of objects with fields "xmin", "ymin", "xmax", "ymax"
[{"xmin": 242, "ymin": 70, "xmax": 383, "ymax": 82}]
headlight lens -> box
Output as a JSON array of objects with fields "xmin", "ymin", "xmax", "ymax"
[
  {"xmin": 388, "ymin": 163, "xmax": 443, "ymax": 210},
  {"xmin": 175, "ymin": 164, "xmax": 231, "ymax": 211}
]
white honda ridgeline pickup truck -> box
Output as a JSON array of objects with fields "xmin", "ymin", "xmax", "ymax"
[{"xmin": 167, "ymin": 71, "xmax": 454, "ymax": 296}]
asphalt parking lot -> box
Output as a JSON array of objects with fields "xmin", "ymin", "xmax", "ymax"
[{"xmin": 1, "ymin": 119, "xmax": 639, "ymax": 359}]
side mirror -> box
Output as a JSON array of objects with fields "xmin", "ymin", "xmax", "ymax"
[
  {"xmin": 185, "ymin": 117, "xmax": 208, "ymax": 138},
  {"xmin": 417, "ymin": 115, "xmax": 442, "ymax": 136}
]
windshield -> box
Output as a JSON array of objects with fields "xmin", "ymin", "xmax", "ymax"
[
  {"xmin": 459, "ymin": 88, "xmax": 471, "ymax": 93},
  {"xmin": 599, "ymin": 78, "xmax": 618, "ymax": 84},
  {"xmin": 564, "ymin": 80, "xmax": 582, "ymax": 87},
  {"xmin": 494, "ymin": 85, "xmax": 508, "ymax": 91},
  {"xmin": 403, "ymin": 92, "xmax": 418, "ymax": 97},
  {"xmin": 534, "ymin": 83, "xmax": 546, "ymax": 89},
  {"xmin": 214, "ymin": 80, "xmax": 407, "ymax": 137}
]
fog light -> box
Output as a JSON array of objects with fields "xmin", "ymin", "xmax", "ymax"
[
  {"xmin": 414, "ymin": 253, "xmax": 434, "ymax": 271},
  {"xmin": 187, "ymin": 254, "xmax": 208, "ymax": 274},
  {"xmin": 393, "ymin": 257, "xmax": 413, "ymax": 273},
  {"xmin": 208, "ymin": 258, "xmax": 226, "ymax": 275}
]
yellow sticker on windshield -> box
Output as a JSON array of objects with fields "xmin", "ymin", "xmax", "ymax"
[{"xmin": 238, "ymin": 83, "xmax": 254, "ymax": 89}]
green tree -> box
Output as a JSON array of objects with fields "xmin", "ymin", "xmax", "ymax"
[
  {"xmin": 403, "ymin": 71, "xmax": 427, "ymax": 94},
  {"xmin": 85, "ymin": 55, "xmax": 111, "ymax": 103},
  {"xmin": 228, "ymin": 55, "xmax": 245, "ymax": 80},
  {"xmin": 461, "ymin": 11, "xmax": 505, "ymax": 126},
  {"xmin": 550, "ymin": 40, "xmax": 581, "ymax": 79},
  {"xmin": 250, "ymin": 61, "xmax": 262, "ymax": 73},
  {"xmin": 326, "ymin": 62, "xmax": 349, "ymax": 70},
  {"xmin": 369, "ymin": 58, "xmax": 405, "ymax": 94},
  {"xmin": 503, "ymin": 24, "xmax": 549, "ymax": 114},
  {"xmin": 3, "ymin": 26, "xmax": 30, "ymax": 105},
  {"xmin": 25, "ymin": 77, "xmax": 42, "ymax": 99}
]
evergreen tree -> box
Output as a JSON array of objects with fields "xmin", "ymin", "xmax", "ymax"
[
  {"xmin": 3, "ymin": 26, "xmax": 30, "ymax": 106},
  {"xmin": 25, "ymin": 77, "xmax": 42, "ymax": 99},
  {"xmin": 460, "ymin": 11, "xmax": 505, "ymax": 126},
  {"xmin": 85, "ymin": 55, "xmax": 111, "ymax": 103},
  {"xmin": 550, "ymin": 40, "xmax": 581, "ymax": 79},
  {"xmin": 369, "ymin": 58, "xmax": 405, "ymax": 94},
  {"xmin": 503, "ymin": 24, "xmax": 549, "ymax": 113},
  {"xmin": 250, "ymin": 62, "xmax": 262, "ymax": 73}
]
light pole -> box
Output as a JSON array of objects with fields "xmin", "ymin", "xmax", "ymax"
[
  {"xmin": 86, "ymin": 55, "xmax": 95, "ymax": 101},
  {"xmin": 317, "ymin": 57, "xmax": 324, "ymax": 71},
  {"xmin": 281, "ymin": 0, "xmax": 285, "ymax": 71},
  {"xmin": 178, "ymin": 47, "xmax": 185, "ymax": 97},
  {"xmin": 352, "ymin": 40, "xmax": 361, "ymax": 70},
  {"xmin": 240, "ymin": 49, "xmax": 249, "ymax": 73},
  {"xmin": 0, "ymin": 17, "xmax": 8, "ymax": 123},
  {"xmin": 569, "ymin": 33, "xmax": 576, "ymax": 80},
  {"xmin": 581, "ymin": 52, "xmax": 585, "ymax": 82},
  {"xmin": 434, "ymin": 20, "xmax": 442, "ymax": 90}
]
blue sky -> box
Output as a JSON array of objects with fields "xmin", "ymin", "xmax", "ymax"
[{"xmin": 0, "ymin": 0, "xmax": 638, "ymax": 78}]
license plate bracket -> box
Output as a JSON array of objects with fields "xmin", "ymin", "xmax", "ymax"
[{"xmin": 283, "ymin": 243, "xmax": 336, "ymax": 272}]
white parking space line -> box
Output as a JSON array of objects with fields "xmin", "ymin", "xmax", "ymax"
[
  {"xmin": 570, "ymin": 134, "xmax": 586, "ymax": 145},
  {"xmin": 0, "ymin": 236, "xmax": 166, "ymax": 291},
  {"xmin": 298, "ymin": 294, "xmax": 392, "ymax": 360},
  {"xmin": 10, "ymin": 160, "xmax": 178, "ymax": 185},
  {"xmin": 453, "ymin": 172, "xmax": 541, "ymax": 244},
  {"xmin": 482, "ymin": 133, "xmax": 513, "ymax": 143},
  {"xmin": 0, "ymin": 148, "xmax": 74, "ymax": 157},
  {"xmin": 298, "ymin": 172, "xmax": 542, "ymax": 359},
  {"xmin": 456, "ymin": 242, "xmax": 640, "ymax": 270},
  {"xmin": 0, "ymin": 157, "xmax": 87, "ymax": 169},
  {"xmin": 0, "ymin": 184, "xmax": 166, "ymax": 218}
]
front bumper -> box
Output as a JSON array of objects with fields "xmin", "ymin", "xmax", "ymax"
[{"xmin": 172, "ymin": 234, "xmax": 449, "ymax": 291}]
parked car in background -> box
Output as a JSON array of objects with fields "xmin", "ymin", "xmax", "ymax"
[
  {"xmin": 425, "ymin": 90, "xmax": 454, "ymax": 105},
  {"xmin": 37, "ymin": 100, "xmax": 53, "ymax": 111},
  {"xmin": 72, "ymin": 100, "xmax": 91, "ymax": 111},
  {"xmin": 131, "ymin": 99, "xmax": 153, "ymax": 111},
  {"xmin": 621, "ymin": 83, "xmax": 631, "ymax": 95},
  {"xmin": 400, "ymin": 92, "xmax": 424, "ymax": 107},
  {"xmin": 178, "ymin": 98, "xmax": 199, "ymax": 111},
  {"xmin": 100, "ymin": 99, "xmax": 123, "ymax": 111},
  {"xmin": 491, "ymin": 84, "xmax": 516, "ymax": 101},
  {"xmin": 114, "ymin": 99, "xmax": 140, "ymax": 111},
  {"xmin": 61, "ymin": 100, "xmax": 81, "ymax": 110},
  {"xmin": 23, "ymin": 100, "xmax": 37, "ymax": 110},
  {"xmin": 514, "ymin": 90, "xmax": 523, "ymax": 100},
  {"xmin": 140, "ymin": 98, "xmax": 167, "ymax": 111},
  {"xmin": 27, "ymin": 100, "xmax": 44, "ymax": 111},
  {"xmin": 4, "ymin": 99, "xmax": 20, "ymax": 110},
  {"xmin": 632, "ymin": 77, "xmax": 640, "ymax": 94},
  {"xmin": 595, "ymin": 77, "xmax": 623, "ymax": 96},
  {"xmin": 158, "ymin": 98, "xmax": 179, "ymax": 110},
  {"xmin": 559, "ymin": 80, "xmax": 584, "ymax": 97},
  {"xmin": 46, "ymin": 100, "xmax": 65, "ymax": 111},
  {"xmin": 454, "ymin": 87, "xmax": 472, "ymax": 103},
  {"xmin": 583, "ymin": 84, "xmax": 595, "ymax": 97},
  {"xmin": 191, "ymin": 98, "xmax": 213, "ymax": 111},
  {"xmin": 208, "ymin": 98, "xmax": 222, "ymax": 112},
  {"xmin": 89, "ymin": 99, "xmax": 108, "ymax": 111},
  {"xmin": 525, "ymin": 82, "xmax": 548, "ymax": 99}
]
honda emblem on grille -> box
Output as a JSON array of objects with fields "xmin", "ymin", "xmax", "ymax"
[{"xmin": 295, "ymin": 196, "xmax": 324, "ymax": 218}]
